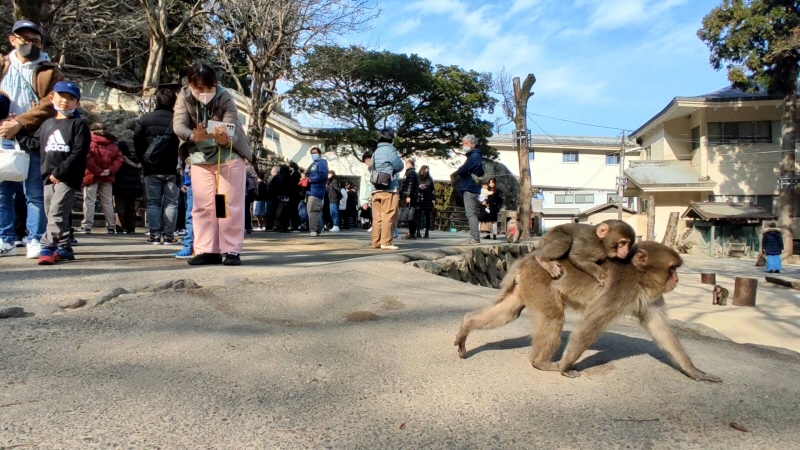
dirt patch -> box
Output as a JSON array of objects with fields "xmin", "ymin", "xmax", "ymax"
[
  {"xmin": 380, "ymin": 296, "xmax": 405, "ymax": 311},
  {"xmin": 345, "ymin": 311, "xmax": 382, "ymax": 322}
]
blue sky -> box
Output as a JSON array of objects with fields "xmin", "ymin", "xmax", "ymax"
[{"xmin": 291, "ymin": 0, "xmax": 731, "ymax": 138}]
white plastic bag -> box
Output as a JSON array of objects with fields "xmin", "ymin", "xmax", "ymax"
[{"xmin": 0, "ymin": 140, "xmax": 30, "ymax": 182}]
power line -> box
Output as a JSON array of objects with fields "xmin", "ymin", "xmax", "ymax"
[{"xmin": 527, "ymin": 112, "xmax": 635, "ymax": 132}]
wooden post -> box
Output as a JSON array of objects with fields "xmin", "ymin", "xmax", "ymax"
[
  {"xmin": 662, "ymin": 212, "xmax": 679, "ymax": 247},
  {"xmin": 646, "ymin": 195, "xmax": 655, "ymax": 240},
  {"xmin": 732, "ymin": 277, "xmax": 758, "ymax": 307},
  {"xmin": 513, "ymin": 74, "xmax": 536, "ymax": 241},
  {"xmin": 700, "ymin": 273, "xmax": 716, "ymax": 285}
]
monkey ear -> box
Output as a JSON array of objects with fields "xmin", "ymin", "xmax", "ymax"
[
  {"xmin": 596, "ymin": 223, "xmax": 609, "ymax": 239},
  {"xmin": 633, "ymin": 248, "xmax": 649, "ymax": 270}
]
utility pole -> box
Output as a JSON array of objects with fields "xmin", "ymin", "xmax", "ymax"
[{"xmin": 617, "ymin": 131, "xmax": 625, "ymax": 220}]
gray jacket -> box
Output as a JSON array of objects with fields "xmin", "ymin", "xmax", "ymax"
[{"xmin": 372, "ymin": 142, "xmax": 404, "ymax": 193}]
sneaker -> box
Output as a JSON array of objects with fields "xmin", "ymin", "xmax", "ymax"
[
  {"xmin": 38, "ymin": 248, "xmax": 55, "ymax": 265},
  {"xmin": 175, "ymin": 229, "xmax": 188, "ymax": 236},
  {"xmin": 124, "ymin": 230, "xmax": 135, "ymax": 235},
  {"xmin": 381, "ymin": 244, "xmax": 399, "ymax": 250},
  {"xmin": 107, "ymin": 228, "xmax": 116, "ymax": 235},
  {"xmin": 368, "ymin": 227, "xmax": 373, "ymax": 232},
  {"xmin": 78, "ymin": 227, "xmax": 92, "ymax": 234},
  {"xmin": 402, "ymin": 233, "xmax": 416, "ymax": 240},
  {"xmin": 69, "ymin": 237, "xmax": 79, "ymax": 246},
  {"xmin": 147, "ymin": 236, "xmax": 162, "ymax": 245},
  {"xmin": 163, "ymin": 237, "xmax": 179, "ymax": 245},
  {"xmin": 188, "ymin": 253, "xmax": 223, "ymax": 266},
  {"xmin": 223, "ymin": 253, "xmax": 241, "ymax": 266},
  {"xmin": 173, "ymin": 248, "xmax": 193, "ymax": 259},
  {"xmin": 26, "ymin": 239, "xmax": 41, "ymax": 259},
  {"xmin": 54, "ymin": 247, "xmax": 75, "ymax": 262},
  {"xmin": 461, "ymin": 238, "xmax": 480, "ymax": 245},
  {"xmin": 14, "ymin": 239, "xmax": 24, "ymax": 248},
  {"xmin": 330, "ymin": 226, "xmax": 340, "ymax": 232},
  {"xmin": 0, "ymin": 242, "xmax": 17, "ymax": 257}
]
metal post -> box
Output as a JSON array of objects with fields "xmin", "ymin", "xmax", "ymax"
[{"xmin": 617, "ymin": 131, "xmax": 625, "ymax": 220}]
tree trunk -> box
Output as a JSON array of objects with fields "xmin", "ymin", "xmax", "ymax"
[
  {"xmin": 646, "ymin": 195, "xmax": 655, "ymax": 241},
  {"xmin": 779, "ymin": 90, "xmax": 797, "ymax": 256},
  {"xmin": 142, "ymin": 34, "xmax": 165, "ymax": 94},
  {"xmin": 513, "ymin": 74, "xmax": 536, "ymax": 241},
  {"xmin": 13, "ymin": 0, "xmax": 48, "ymax": 22},
  {"xmin": 661, "ymin": 212, "xmax": 679, "ymax": 247}
]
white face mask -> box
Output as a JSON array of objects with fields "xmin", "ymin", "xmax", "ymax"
[
  {"xmin": 462, "ymin": 145, "xmax": 472, "ymax": 152},
  {"xmin": 192, "ymin": 89, "xmax": 216, "ymax": 105}
]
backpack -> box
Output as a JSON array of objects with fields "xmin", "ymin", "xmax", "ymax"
[{"xmin": 143, "ymin": 125, "xmax": 175, "ymax": 165}]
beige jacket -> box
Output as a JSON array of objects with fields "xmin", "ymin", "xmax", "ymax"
[
  {"xmin": 172, "ymin": 86, "xmax": 252, "ymax": 161},
  {"xmin": 0, "ymin": 55, "xmax": 64, "ymax": 133}
]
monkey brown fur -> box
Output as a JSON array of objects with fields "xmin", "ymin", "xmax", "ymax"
[
  {"xmin": 712, "ymin": 285, "xmax": 729, "ymax": 306},
  {"xmin": 534, "ymin": 220, "xmax": 635, "ymax": 287},
  {"xmin": 505, "ymin": 218, "xmax": 520, "ymax": 243},
  {"xmin": 454, "ymin": 241, "xmax": 722, "ymax": 383}
]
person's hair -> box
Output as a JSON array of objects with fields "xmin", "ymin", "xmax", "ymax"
[
  {"xmin": 345, "ymin": 181, "xmax": 352, "ymax": 189},
  {"xmin": 462, "ymin": 134, "xmax": 477, "ymax": 145},
  {"xmin": 407, "ymin": 158, "xmax": 415, "ymax": 168},
  {"xmin": 89, "ymin": 122, "xmax": 117, "ymax": 141},
  {"xmin": 361, "ymin": 150, "xmax": 373, "ymax": 163},
  {"xmin": 378, "ymin": 128, "xmax": 395, "ymax": 143},
  {"xmin": 187, "ymin": 63, "xmax": 217, "ymax": 87},
  {"xmin": 329, "ymin": 170, "xmax": 336, "ymax": 177},
  {"xmin": 156, "ymin": 88, "xmax": 177, "ymax": 109},
  {"xmin": 419, "ymin": 165, "xmax": 429, "ymax": 178},
  {"xmin": 289, "ymin": 161, "xmax": 299, "ymax": 172},
  {"xmin": 768, "ymin": 222, "xmax": 776, "ymax": 228},
  {"xmin": 310, "ymin": 146, "xmax": 321, "ymax": 154},
  {"xmin": 482, "ymin": 183, "xmax": 489, "ymax": 188},
  {"xmin": 488, "ymin": 177, "xmax": 497, "ymax": 191}
]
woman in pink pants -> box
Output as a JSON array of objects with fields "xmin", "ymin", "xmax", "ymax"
[{"xmin": 172, "ymin": 63, "xmax": 252, "ymax": 266}]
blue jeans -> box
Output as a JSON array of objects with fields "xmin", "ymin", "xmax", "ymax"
[
  {"xmin": 0, "ymin": 152, "xmax": 45, "ymax": 243},
  {"xmin": 144, "ymin": 174, "xmax": 179, "ymax": 238},
  {"xmin": 182, "ymin": 188, "xmax": 193, "ymax": 251},
  {"xmin": 766, "ymin": 254, "xmax": 782, "ymax": 272},
  {"xmin": 329, "ymin": 203, "xmax": 340, "ymax": 227}
]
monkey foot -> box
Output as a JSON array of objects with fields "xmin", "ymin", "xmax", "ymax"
[
  {"xmin": 560, "ymin": 370, "xmax": 581, "ymax": 379},
  {"xmin": 690, "ymin": 370, "xmax": 723, "ymax": 383},
  {"xmin": 538, "ymin": 259, "xmax": 563, "ymax": 279},
  {"xmin": 454, "ymin": 336, "xmax": 467, "ymax": 358}
]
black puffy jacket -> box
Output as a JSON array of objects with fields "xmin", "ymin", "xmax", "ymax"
[
  {"xmin": 417, "ymin": 173, "xmax": 436, "ymax": 208},
  {"xmin": 132, "ymin": 107, "xmax": 179, "ymax": 176},
  {"xmin": 400, "ymin": 168, "xmax": 419, "ymax": 206},
  {"xmin": 112, "ymin": 142, "xmax": 144, "ymax": 198}
]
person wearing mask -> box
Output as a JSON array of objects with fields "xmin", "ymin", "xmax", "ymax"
[
  {"xmin": 370, "ymin": 129, "xmax": 404, "ymax": 250},
  {"xmin": 112, "ymin": 142, "xmax": 143, "ymax": 234},
  {"xmin": 416, "ymin": 165, "xmax": 436, "ymax": 239},
  {"xmin": 400, "ymin": 158, "xmax": 419, "ymax": 240},
  {"xmin": 304, "ymin": 147, "xmax": 328, "ymax": 236},
  {"xmin": 0, "ymin": 21, "xmax": 65, "ymax": 259},
  {"xmin": 326, "ymin": 169, "xmax": 342, "ymax": 232},
  {"xmin": 173, "ymin": 63, "xmax": 252, "ymax": 266},
  {"xmin": 80, "ymin": 123, "xmax": 123, "ymax": 234},
  {"xmin": 454, "ymin": 134, "xmax": 484, "ymax": 245},
  {"xmin": 479, "ymin": 177, "xmax": 503, "ymax": 240},
  {"xmin": 132, "ymin": 88, "xmax": 180, "ymax": 245},
  {"xmin": 359, "ymin": 151, "xmax": 373, "ymax": 231}
]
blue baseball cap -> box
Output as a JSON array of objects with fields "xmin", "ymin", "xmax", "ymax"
[
  {"xmin": 12, "ymin": 20, "xmax": 42, "ymax": 37},
  {"xmin": 53, "ymin": 81, "xmax": 81, "ymax": 101}
]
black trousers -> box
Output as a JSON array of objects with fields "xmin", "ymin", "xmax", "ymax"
[
  {"xmin": 245, "ymin": 194, "xmax": 254, "ymax": 231},
  {"xmin": 14, "ymin": 183, "xmax": 26, "ymax": 239},
  {"xmin": 417, "ymin": 207, "xmax": 433, "ymax": 232},
  {"xmin": 114, "ymin": 194, "xmax": 138, "ymax": 232},
  {"xmin": 177, "ymin": 190, "xmax": 187, "ymax": 230}
]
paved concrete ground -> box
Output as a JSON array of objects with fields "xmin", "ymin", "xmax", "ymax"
[{"xmin": 1, "ymin": 230, "xmax": 800, "ymax": 448}]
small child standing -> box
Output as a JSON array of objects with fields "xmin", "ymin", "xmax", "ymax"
[
  {"xmin": 479, "ymin": 183, "xmax": 491, "ymax": 214},
  {"xmin": 36, "ymin": 81, "xmax": 90, "ymax": 265}
]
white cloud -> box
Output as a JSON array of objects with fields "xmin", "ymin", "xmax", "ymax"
[
  {"xmin": 392, "ymin": 17, "xmax": 422, "ymax": 35},
  {"xmin": 577, "ymin": 0, "xmax": 689, "ymax": 32}
]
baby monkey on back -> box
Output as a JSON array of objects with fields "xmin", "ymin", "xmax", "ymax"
[{"xmin": 534, "ymin": 219, "xmax": 636, "ymax": 286}]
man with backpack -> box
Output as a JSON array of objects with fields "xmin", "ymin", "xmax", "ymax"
[{"xmin": 131, "ymin": 88, "xmax": 179, "ymax": 245}]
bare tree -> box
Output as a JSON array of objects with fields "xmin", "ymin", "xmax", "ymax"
[
  {"xmin": 140, "ymin": 0, "xmax": 211, "ymax": 93},
  {"xmin": 210, "ymin": 0, "xmax": 378, "ymax": 149},
  {"xmin": 492, "ymin": 69, "xmax": 536, "ymax": 240}
]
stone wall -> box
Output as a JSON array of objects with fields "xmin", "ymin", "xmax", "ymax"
[{"xmin": 407, "ymin": 243, "xmax": 536, "ymax": 288}]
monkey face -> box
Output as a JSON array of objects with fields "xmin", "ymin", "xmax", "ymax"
[
  {"xmin": 663, "ymin": 267, "xmax": 679, "ymax": 293},
  {"xmin": 609, "ymin": 239, "xmax": 631, "ymax": 258}
]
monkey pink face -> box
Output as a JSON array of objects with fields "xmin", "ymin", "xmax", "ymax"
[
  {"xmin": 608, "ymin": 239, "xmax": 631, "ymax": 258},
  {"xmin": 663, "ymin": 267, "xmax": 679, "ymax": 293}
]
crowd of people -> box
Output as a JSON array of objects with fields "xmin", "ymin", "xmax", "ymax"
[{"xmin": 0, "ymin": 20, "xmax": 495, "ymax": 268}]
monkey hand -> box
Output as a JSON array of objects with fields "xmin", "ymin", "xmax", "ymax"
[
  {"xmin": 688, "ymin": 369, "xmax": 722, "ymax": 383},
  {"xmin": 540, "ymin": 260, "xmax": 562, "ymax": 279},
  {"xmin": 594, "ymin": 267, "xmax": 609, "ymax": 287}
]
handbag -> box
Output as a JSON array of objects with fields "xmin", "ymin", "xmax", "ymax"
[
  {"xmin": 298, "ymin": 177, "xmax": 309, "ymax": 188},
  {"xmin": 399, "ymin": 206, "xmax": 416, "ymax": 222},
  {"xmin": 143, "ymin": 124, "xmax": 175, "ymax": 165},
  {"xmin": 0, "ymin": 140, "xmax": 30, "ymax": 182},
  {"xmin": 370, "ymin": 156, "xmax": 392, "ymax": 189}
]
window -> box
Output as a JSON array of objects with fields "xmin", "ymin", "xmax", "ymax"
[
  {"xmin": 605, "ymin": 153, "xmax": 620, "ymax": 165},
  {"xmin": 562, "ymin": 151, "xmax": 579, "ymax": 163},
  {"xmin": 691, "ymin": 126, "xmax": 700, "ymax": 150},
  {"xmin": 264, "ymin": 128, "xmax": 281, "ymax": 142},
  {"xmin": 608, "ymin": 194, "xmax": 619, "ymax": 203},
  {"xmin": 575, "ymin": 194, "xmax": 594, "ymax": 204},
  {"xmin": 708, "ymin": 121, "xmax": 772, "ymax": 145},
  {"xmin": 555, "ymin": 194, "xmax": 574, "ymax": 204},
  {"xmin": 528, "ymin": 151, "xmax": 535, "ymax": 161}
]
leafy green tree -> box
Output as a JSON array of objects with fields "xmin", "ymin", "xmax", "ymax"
[
  {"xmin": 289, "ymin": 45, "xmax": 497, "ymax": 158},
  {"xmin": 699, "ymin": 0, "xmax": 800, "ymax": 254}
]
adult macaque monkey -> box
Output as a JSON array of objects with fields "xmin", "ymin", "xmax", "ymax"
[
  {"xmin": 534, "ymin": 220, "xmax": 635, "ymax": 287},
  {"xmin": 454, "ymin": 241, "xmax": 722, "ymax": 382}
]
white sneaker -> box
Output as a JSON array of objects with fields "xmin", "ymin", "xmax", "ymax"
[
  {"xmin": 0, "ymin": 242, "xmax": 17, "ymax": 257},
  {"xmin": 381, "ymin": 244, "xmax": 398, "ymax": 250},
  {"xmin": 330, "ymin": 226, "xmax": 340, "ymax": 232},
  {"xmin": 26, "ymin": 239, "xmax": 41, "ymax": 259},
  {"xmin": 368, "ymin": 227, "xmax": 373, "ymax": 232}
]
